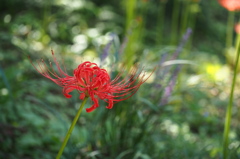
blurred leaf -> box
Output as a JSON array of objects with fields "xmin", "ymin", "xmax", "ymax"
[
  {"xmin": 18, "ymin": 133, "xmax": 42, "ymax": 147},
  {"xmin": 138, "ymin": 97, "xmax": 158, "ymax": 112}
]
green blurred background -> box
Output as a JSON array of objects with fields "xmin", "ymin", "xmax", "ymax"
[{"xmin": 1, "ymin": 0, "xmax": 240, "ymax": 158}]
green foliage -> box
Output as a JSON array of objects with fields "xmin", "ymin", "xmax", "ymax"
[{"xmin": 1, "ymin": 0, "xmax": 240, "ymax": 159}]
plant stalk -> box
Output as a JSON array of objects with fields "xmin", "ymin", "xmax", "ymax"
[
  {"xmin": 171, "ymin": 0, "xmax": 180, "ymax": 45},
  {"xmin": 157, "ymin": 1, "xmax": 166, "ymax": 44},
  {"xmin": 222, "ymin": 33, "xmax": 240, "ymax": 159},
  {"xmin": 226, "ymin": 11, "xmax": 235, "ymax": 49},
  {"xmin": 180, "ymin": 1, "xmax": 190, "ymax": 36},
  {"xmin": 56, "ymin": 98, "xmax": 88, "ymax": 159}
]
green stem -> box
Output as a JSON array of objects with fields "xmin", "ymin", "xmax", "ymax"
[
  {"xmin": 125, "ymin": 0, "xmax": 137, "ymax": 31},
  {"xmin": 180, "ymin": 1, "xmax": 190, "ymax": 36},
  {"xmin": 222, "ymin": 34, "xmax": 240, "ymax": 159},
  {"xmin": 56, "ymin": 98, "xmax": 88, "ymax": 159},
  {"xmin": 226, "ymin": 11, "xmax": 235, "ymax": 49},
  {"xmin": 156, "ymin": 2, "xmax": 166, "ymax": 44},
  {"xmin": 186, "ymin": 5, "xmax": 198, "ymax": 52},
  {"xmin": 171, "ymin": 0, "xmax": 180, "ymax": 45}
]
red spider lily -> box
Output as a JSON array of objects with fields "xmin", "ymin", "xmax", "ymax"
[
  {"xmin": 29, "ymin": 50, "xmax": 153, "ymax": 112},
  {"xmin": 218, "ymin": 0, "xmax": 240, "ymax": 11}
]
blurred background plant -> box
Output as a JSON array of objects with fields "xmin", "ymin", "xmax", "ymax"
[{"xmin": 1, "ymin": 0, "xmax": 240, "ymax": 158}]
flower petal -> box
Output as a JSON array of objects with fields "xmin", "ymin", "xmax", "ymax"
[
  {"xmin": 63, "ymin": 86, "xmax": 76, "ymax": 98},
  {"xmin": 106, "ymin": 100, "xmax": 113, "ymax": 109},
  {"xmin": 79, "ymin": 93, "xmax": 85, "ymax": 100}
]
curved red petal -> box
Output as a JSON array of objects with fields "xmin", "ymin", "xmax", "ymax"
[
  {"xmin": 63, "ymin": 86, "xmax": 76, "ymax": 98},
  {"xmin": 79, "ymin": 93, "xmax": 85, "ymax": 100},
  {"xmin": 86, "ymin": 105, "xmax": 96, "ymax": 113},
  {"xmin": 106, "ymin": 100, "xmax": 113, "ymax": 109}
]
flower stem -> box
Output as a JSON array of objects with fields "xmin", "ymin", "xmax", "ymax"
[
  {"xmin": 156, "ymin": 1, "xmax": 166, "ymax": 45},
  {"xmin": 222, "ymin": 34, "xmax": 240, "ymax": 159},
  {"xmin": 171, "ymin": 0, "xmax": 180, "ymax": 45},
  {"xmin": 180, "ymin": 0, "xmax": 190, "ymax": 36},
  {"xmin": 56, "ymin": 98, "xmax": 88, "ymax": 159},
  {"xmin": 226, "ymin": 11, "xmax": 235, "ymax": 49}
]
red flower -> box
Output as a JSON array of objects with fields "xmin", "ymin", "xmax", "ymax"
[
  {"xmin": 218, "ymin": 0, "xmax": 240, "ymax": 11},
  {"xmin": 29, "ymin": 50, "xmax": 152, "ymax": 112}
]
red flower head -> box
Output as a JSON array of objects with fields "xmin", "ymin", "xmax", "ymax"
[
  {"xmin": 30, "ymin": 50, "xmax": 153, "ymax": 112},
  {"xmin": 218, "ymin": 0, "xmax": 240, "ymax": 11}
]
